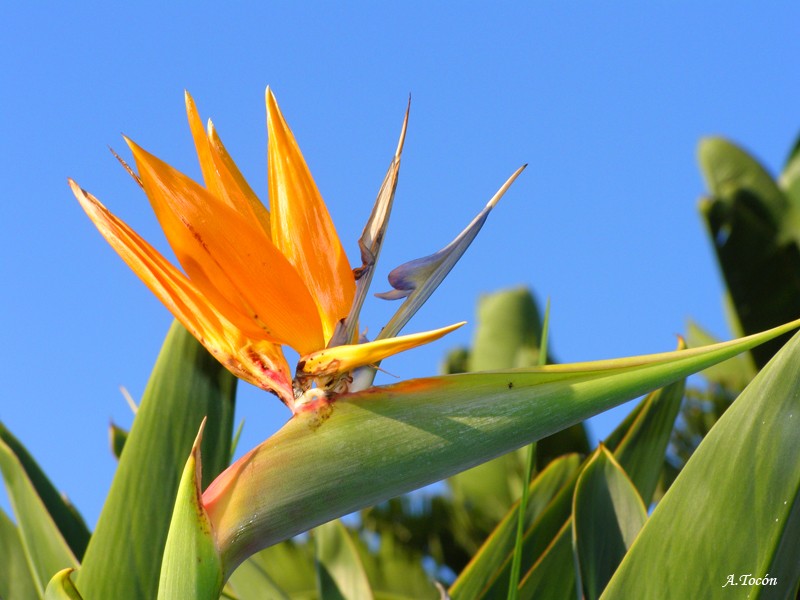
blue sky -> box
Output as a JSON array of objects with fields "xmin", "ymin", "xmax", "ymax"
[{"xmin": 2, "ymin": 3, "xmax": 799, "ymax": 526}]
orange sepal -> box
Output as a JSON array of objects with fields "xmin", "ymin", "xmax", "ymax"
[
  {"xmin": 185, "ymin": 91, "xmax": 272, "ymax": 238},
  {"xmin": 185, "ymin": 91, "xmax": 226, "ymax": 200},
  {"xmin": 69, "ymin": 179, "xmax": 294, "ymax": 404},
  {"xmin": 126, "ymin": 137, "xmax": 325, "ymax": 355},
  {"xmin": 207, "ymin": 121, "xmax": 272, "ymax": 238},
  {"xmin": 266, "ymin": 88, "xmax": 355, "ymax": 343}
]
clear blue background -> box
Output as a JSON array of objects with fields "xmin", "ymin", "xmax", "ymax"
[{"xmin": 2, "ymin": 3, "xmax": 798, "ymax": 526}]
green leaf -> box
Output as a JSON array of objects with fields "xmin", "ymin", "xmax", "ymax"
[
  {"xmin": 359, "ymin": 493, "xmax": 469, "ymax": 584},
  {"xmin": 0, "ymin": 435, "xmax": 78, "ymax": 595},
  {"xmin": 44, "ymin": 569, "xmax": 83, "ymax": 600},
  {"xmin": 76, "ymin": 321, "xmax": 236, "ymax": 600},
  {"xmin": 516, "ymin": 520, "xmax": 575, "ymax": 600},
  {"xmin": 0, "ymin": 422, "xmax": 90, "ymax": 560},
  {"xmin": 448, "ymin": 448, "xmax": 532, "ymax": 525},
  {"xmin": 509, "ymin": 296, "xmax": 549, "ymax": 600},
  {"xmin": 442, "ymin": 289, "xmax": 583, "ymax": 571},
  {"xmin": 602, "ymin": 329, "xmax": 800, "ymax": 598},
  {"xmin": 441, "ymin": 347, "xmax": 470, "ymax": 375},
  {"xmin": 229, "ymin": 420, "xmax": 244, "ymax": 464},
  {"xmin": 204, "ymin": 318, "xmax": 800, "ymax": 576},
  {"xmin": 452, "ymin": 375, "xmax": 685, "ymax": 599},
  {"xmin": 225, "ymin": 562, "xmax": 291, "ymax": 600},
  {"xmin": 464, "ymin": 287, "xmax": 589, "ymax": 466},
  {"xmin": 315, "ymin": 520, "xmax": 374, "ymax": 600},
  {"xmin": 685, "ymin": 319, "xmax": 755, "ymax": 390},
  {"xmin": 109, "ymin": 422, "xmax": 128, "ymax": 460},
  {"xmin": 229, "ymin": 528, "xmax": 439, "ymax": 600},
  {"xmin": 698, "ymin": 137, "xmax": 789, "ymax": 230},
  {"xmin": 507, "ymin": 443, "xmax": 536, "ymax": 600},
  {"xmin": 467, "ymin": 287, "xmax": 545, "ymax": 371},
  {"xmin": 572, "ymin": 447, "xmax": 647, "ymax": 600},
  {"xmin": 449, "ymin": 454, "xmax": 581, "ymax": 600},
  {"xmin": 227, "ymin": 540, "xmax": 315, "ymax": 599},
  {"xmin": 158, "ymin": 421, "xmax": 223, "ymax": 600},
  {"xmin": 354, "ymin": 532, "xmax": 439, "ymax": 600},
  {"xmin": 698, "ymin": 137, "xmax": 800, "ymax": 368},
  {"xmin": 610, "ymin": 377, "xmax": 684, "ymax": 505},
  {"xmin": 779, "ymin": 132, "xmax": 800, "ymax": 211},
  {"xmin": 0, "ymin": 507, "xmax": 39, "ymax": 600}
]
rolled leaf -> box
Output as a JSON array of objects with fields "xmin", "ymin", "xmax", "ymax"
[
  {"xmin": 157, "ymin": 421, "xmax": 223, "ymax": 600},
  {"xmin": 609, "ymin": 375, "xmax": 684, "ymax": 505}
]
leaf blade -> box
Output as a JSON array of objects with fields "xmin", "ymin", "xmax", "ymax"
[
  {"xmin": 314, "ymin": 520, "xmax": 374, "ymax": 600},
  {"xmin": 76, "ymin": 322, "xmax": 236, "ymax": 600},
  {"xmin": 0, "ymin": 507, "xmax": 40, "ymax": 600},
  {"xmin": 0, "ymin": 423, "xmax": 90, "ymax": 560},
  {"xmin": 572, "ymin": 447, "xmax": 647, "ymax": 600},
  {"xmin": 602, "ymin": 330, "xmax": 800, "ymax": 598},
  {"xmin": 0, "ymin": 435, "xmax": 78, "ymax": 594}
]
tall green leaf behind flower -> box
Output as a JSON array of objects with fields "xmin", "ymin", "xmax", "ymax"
[{"xmin": 69, "ymin": 90, "xmax": 512, "ymax": 412}]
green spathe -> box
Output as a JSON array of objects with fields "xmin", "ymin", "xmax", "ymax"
[{"xmin": 203, "ymin": 317, "xmax": 800, "ymax": 577}]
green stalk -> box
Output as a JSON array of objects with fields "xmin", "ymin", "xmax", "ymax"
[{"xmin": 508, "ymin": 298, "xmax": 550, "ymax": 599}]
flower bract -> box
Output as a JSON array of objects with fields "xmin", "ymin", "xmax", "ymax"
[{"xmin": 70, "ymin": 90, "xmax": 469, "ymax": 411}]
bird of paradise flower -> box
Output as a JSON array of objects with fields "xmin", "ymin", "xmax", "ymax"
[{"xmin": 69, "ymin": 89, "xmax": 524, "ymax": 413}]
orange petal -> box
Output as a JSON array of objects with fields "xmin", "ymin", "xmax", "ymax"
[
  {"xmin": 266, "ymin": 88, "xmax": 355, "ymax": 343},
  {"xmin": 126, "ymin": 138, "xmax": 325, "ymax": 355},
  {"xmin": 207, "ymin": 121, "xmax": 272, "ymax": 237},
  {"xmin": 69, "ymin": 179, "xmax": 295, "ymax": 404},
  {"xmin": 185, "ymin": 91, "xmax": 272, "ymax": 238},
  {"xmin": 185, "ymin": 91, "xmax": 226, "ymax": 200},
  {"xmin": 297, "ymin": 322, "xmax": 466, "ymax": 379}
]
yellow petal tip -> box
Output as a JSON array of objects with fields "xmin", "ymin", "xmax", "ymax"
[{"xmin": 298, "ymin": 321, "xmax": 466, "ymax": 379}]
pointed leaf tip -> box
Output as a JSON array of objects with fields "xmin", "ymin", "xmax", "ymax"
[
  {"xmin": 45, "ymin": 568, "xmax": 83, "ymax": 599},
  {"xmin": 157, "ymin": 416, "xmax": 223, "ymax": 599}
]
